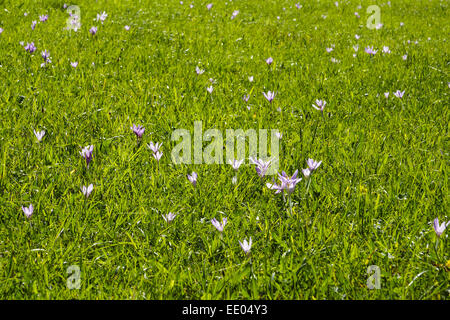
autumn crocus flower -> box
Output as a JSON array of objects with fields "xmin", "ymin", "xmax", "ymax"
[
  {"xmin": 147, "ymin": 142, "xmax": 162, "ymax": 154},
  {"xmin": 22, "ymin": 204, "xmax": 34, "ymax": 219},
  {"xmin": 312, "ymin": 99, "xmax": 326, "ymax": 112},
  {"xmin": 153, "ymin": 151, "xmax": 163, "ymax": 161},
  {"xmin": 33, "ymin": 129, "xmax": 45, "ymax": 142},
  {"xmin": 307, "ymin": 158, "xmax": 322, "ymax": 171},
  {"xmin": 24, "ymin": 42, "xmax": 36, "ymax": 53},
  {"xmin": 384, "ymin": 92, "xmax": 389, "ymax": 99},
  {"xmin": 124, "ymin": 25, "xmax": 130, "ymax": 31},
  {"xmin": 239, "ymin": 237, "xmax": 252, "ymax": 254},
  {"xmin": 207, "ymin": 86, "xmax": 213, "ymax": 94},
  {"xmin": 295, "ymin": 3, "xmax": 302, "ymax": 9},
  {"xmin": 231, "ymin": 10, "xmax": 239, "ymax": 19},
  {"xmin": 326, "ymin": 47, "xmax": 333, "ymax": 53},
  {"xmin": 196, "ymin": 66, "xmax": 205, "ymax": 75},
  {"xmin": 81, "ymin": 184, "xmax": 94, "ymax": 198},
  {"xmin": 39, "ymin": 15, "xmax": 48, "ymax": 22},
  {"xmin": 249, "ymin": 157, "xmax": 271, "ymax": 178},
  {"xmin": 71, "ymin": 61, "xmax": 78, "ymax": 68},
  {"xmin": 96, "ymin": 12, "xmax": 107, "ymax": 24},
  {"xmin": 242, "ymin": 95, "xmax": 250, "ymax": 102},
  {"xmin": 229, "ymin": 159, "xmax": 244, "ymax": 171},
  {"xmin": 382, "ymin": 46, "xmax": 391, "ymax": 54},
  {"xmin": 365, "ymin": 46, "xmax": 377, "ymax": 56},
  {"xmin": 31, "ymin": 21, "xmax": 37, "ymax": 30},
  {"xmin": 433, "ymin": 218, "xmax": 449, "ymax": 238},
  {"xmin": 211, "ymin": 217, "xmax": 227, "ymax": 232},
  {"xmin": 80, "ymin": 145, "xmax": 94, "ymax": 168},
  {"xmin": 266, "ymin": 57, "xmax": 273, "ymax": 65},
  {"xmin": 89, "ymin": 26, "xmax": 97, "ymax": 35},
  {"xmin": 162, "ymin": 212, "xmax": 177, "ymax": 223},
  {"xmin": 263, "ymin": 91, "xmax": 276, "ymax": 103},
  {"xmin": 278, "ymin": 170, "xmax": 302, "ymax": 194},
  {"xmin": 131, "ymin": 124, "xmax": 145, "ymax": 140},
  {"xmin": 0, "ymin": 28, "xmax": 3, "ymax": 34},
  {"xmin": 394, "ymin": 90, "xmax": 405, "ymax": 98},
  {"xmin": 206, "ymin": 3, "xmax": 213, "ymax": 10},
  {"xmin": 248, "ymin": 76, "xmax": 253, "ymax": 82},
  {"xmin": 302, "ymin": 168, "xmax": 311, "ymax": 178},
  {"xmin": 187, "ymin": 171, "xmax": 198, "ymax": 187}
]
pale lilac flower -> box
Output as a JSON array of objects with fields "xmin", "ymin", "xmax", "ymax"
[
  {"xmin": 124, "ymin": 25, "xmax": 130, "ymax": 31},
  {"xmin": 249, "ymin": 157, "xmax": 271, "ymax": 178},
  {"xmin": 302, "ymin": 168, "xmax": 311, "ymax": 178},
  {"xmin": 71, "ymin": 61, "xmax": 78, "ymax": 68},
  {"xmin": 326, "ymin": 47, "xmax": 333, "ymax": 53},
  {"xmin": 295, "ymin": 3, "xmax": 302, "ymax": 9},
  {"xmin": 187, "ymin": 171, "xmax": 198, "ymax": 187},
  {"xmin": 207, "ymin": 86, "xmax": 213, "ymax": 94},
  {"xmin": 242, "ymin": 95, "xmax": 250, "ymax": 102},
  {"xmin": 211, "ymin": 217, "xmax": 227, "ymax": 232},
  {"xmin": 196, "ymin": 66, "xmax": 205, "ymax": 75},
  {"xmin": 24, "ymin": 42, "xmax": 36, "ymax": 53},
  {"xmin": 80, "ymin": 145, "xmax": 94, "ymax": 168},
  {"xmin": 353, "ymin": 45, "xmax": 359, "ymax": 52},
  {"xmin": 331, "ymin": 58, "xmax": 340, "ymax": 63},
  {"xmin": 232, "ymin": 176, "xmax": 238, "ymax": 184},
  {"xmin": 41, "ymin": 50, "xmax": 51, "ymax": 62},
  {"xmin": 312, "ymin": 99, "xmax": 326, "ymax": 112},
  {"xmin": 81, "ymin": 184, "xmax": 94, "ymax": 198},
  {"xmin": 229, "ymin": 159, "xmax": 244, "ymax": 171},
  {"xmin": 131, "ymin": 124, "xmax": 145, "ymax": 139},
  {"xmin": 355, "ymin": 34, "xmax": 360, "ymax": 40},
  {"xmin": 354, "ymin": 12, "xmax": 360, "ymax": 18},
  {"xmin": 382, "ymin": 46, "xmax": 391, "ymax": 54},
  {"xmin": 0, "ymin": 28, "xmax": 3, "ymax": 34},
  {"xmin": 153, "ymin": 151, "xmax": 163, "ymax": 161},
  {"xmin": 206, "ymin": 3, "xmax": 213, "ymax": 10},
  {"xmin": 231, "ymin": 10, "xmax": 239, "ymax": 19},
  {"xmin": 384, "ymin": 92, "xmax": 389, "ymax": 99},
  {"xmin": 365, "ymin": 46, "xmax": 377, "ymax": 56},
  {"xmin": 268, "ymin": 170, "xmax": 301, "ymax": 194},
  {"xmin": 147, "ymin": 142, "xmax": 163, "ymax": 154},
  {"xmin": 22, "ymin": 204, "xmax": 34, "ymax": 219},
  {"xmin": 402, "ymin": 54, "xmax": 407, "ymax": 61},
  {"xmin": 39, "ymin": 15, "xmax": 48, "ymax": 22},
  {"xmin": 248, "ymin": 76, "xmax": 254, "ymax": 82},
  {"xmin": 33, "ymin": 129, "xmax": 45, "ymax": 142},
  {"xmin": 393, "ymin": 90, "xmax": 405, "ymax": 99},
  {"xmin": 307, "ymin": 158, "xmax": 322, "ymax": 171},
  {"xmin": 266, "ymin": 57, "xmax": 273, "ymax": 65},
  {"xmin": 96, "ymin": 12, "xmax": 108, "ymax": 24},
  {"xmin": 63, "ymin": 4, "xmax": 68, "ymax": 9},
  {"xmin": 433, "ymin": 218, "xmax": 449, "ymax": 238},
  {"xmin": 89, "ymin": 26, "xmax": 97, "ymax": 35},
  {"xmin": 263, "ymin": 91, "xmax": 276, "ymax": 103},
  {"xmin": 400, "ymin": 22, "xmax": 404, "ymax": 27},
  {"xmin": 162, "ymin": 212, "xmax": 177, "ymax": 223},
  {"xmin": 275, "ymin": 132, "xmax": 282, "ymax": 139},
  {"xmin": 375, "ymin": 23, "xmax": 383, "ymax": 30},
  {"xmin": 31, "ymin": 21, "xmax": 37, "ymax": 30},
  {"xmin": 239, "ymin": 237, "xmax": 252, "ymax": 254}
]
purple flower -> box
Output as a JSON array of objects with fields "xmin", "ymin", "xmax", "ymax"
[
  {"xmin": 39, "ymin": 15, "xmax": 48, "ymax": 22},
  {"xmin": 326, "ymin": 47, "xmax": 333, "ymax": 53},
  {"xmin": 80, "ymin": 145, "xmax": 94, "ymax": 168},
  {"xmin": 248, "ymin": 76, "xmax": 254, "ymax": 82},
  {"xmin": 31, "ymin": 21, "xmax": 37, "ymax": 30},
  {"xmin": 0, "ymin": 28, "xmax": 3, "ymax": 34},
  {"xmin": 402, "ymin": 54, "xmax": 407, "ymax": 61},
  {"xmin": 81, "ymin": 184, "xmax": 94, "ymax": 198},
  {"xmin": 22, "ymin": 204, "xmax": 34, "ymax": 219},
  {"xmin": 266, "ymin": 57, "xmax": 273, "ymax": 65},
  {"xmin": 295, "ymin": 3, "xmax": 302, "ymax": 9},
  {"xmin": 153, "ymin": 151, "xmax": 163, "ymax": 161},
  {"xmin": 196, "ymin": 66, "xmax": 205, "ymax": 75},
  {"xmin": 24, "ymin": 42, "xmax": 36, "ymax": 53},
  {"xmin": 239, "ymin": 237, "xmax": 252, "ymax": 254},
  {"xmin": 96, "ymin": 12, "xmax": 108, "ymax": 24},
  {"xmin": 382, "ymin": 46, "xmax": 391, "ymax": 54},
  {"xmin": 124, "ymin": 25, "xmax": 130, "ymax": 31},
  {"xmin": 263, "ymin": 91, "xmax": 276, "ymax": 103},
  {"xmin": 131, "ymin": 124, "xmax": 145, "ymax": 139},
  {"xmin": 206, "ymin": 3, "xmax": 213, "ymax": 10},
  {"xmin": 249, "ymin": 157, "xmax": 271, "ymax": 178},
  {"xmin": 71, "ymin": 61, "xmax": 78, "ymax": 68},
  {"xmin": 231, "ymin": 10, "xmax": 239, "ymax": 19},
  {"xmin": 433, "ymin": 218, "xmax": 449, "ymax": 238},
  {"xmin": 375, "ymin": 23, "xmax": 383, "ymax": 30},
  {"xmin": 63, "ymin": 4, "xmax": 68, "ymax": 9},
  {"xmin": 365, "ymin": 46, "xmax": 377, "ymax": 56},
  {"xmin": 211, "ymin": 217, "xmax": 227, "ymax": 232},
  {"xmin": 33, "ymin": 129, "xmax": 45, "ymax": 142},
  {"xmin": 187, "ymin": 171, "xmax": 198, "ymax": 187},
  {"xmin": 89, "ymin": 26, "xmax": 98, "ymax": 35},
  {"xmin": 267, "ymin": 170, "xmax": 301, "ymax": 194},
  {"xmin": 207, "ymin": 86, "xmax": 213, "ymax": 94},
  {"xmin": 354, "ymin": 12, "xmax": 360, "ymax": 18},
  {"xmin": 312, "ymin": 99, "xmax": 326, "ymax": 112},
  {"xmin": 355, "ymin": 34, "xmax": 360, "ymax": 40},
  {"xmin": 307, "ymin": 158, "xmax": 322, "ymax": 171},
  {"xmin": 393, "ymin": 90, "xmax": 405, "ymax": 98},
  {"xmin": 162, "ymin": 212, "xmax": 177, "ymax": 223},
  {"xmin": 302, "ymin": 168, "xmax": 311, "ymax": 178},
  {"xmin": 242, "ymin": 95, "xmax": 250, "ymax": 102},
  {"xmin": 384, "ymin": 92, "xmax": 389, "ymax": 99},
  {"xmin": 41, "ymin": 50, "xmax": 51, "ymax": 62},
  {"xmin": 229, "ymin": 159, "xmax": 244, "ymax": 171}
]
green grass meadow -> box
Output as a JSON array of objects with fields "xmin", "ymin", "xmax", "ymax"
[{"xmin": 0, "ymin": 0, "xmax": 449, "ymax": 299}]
